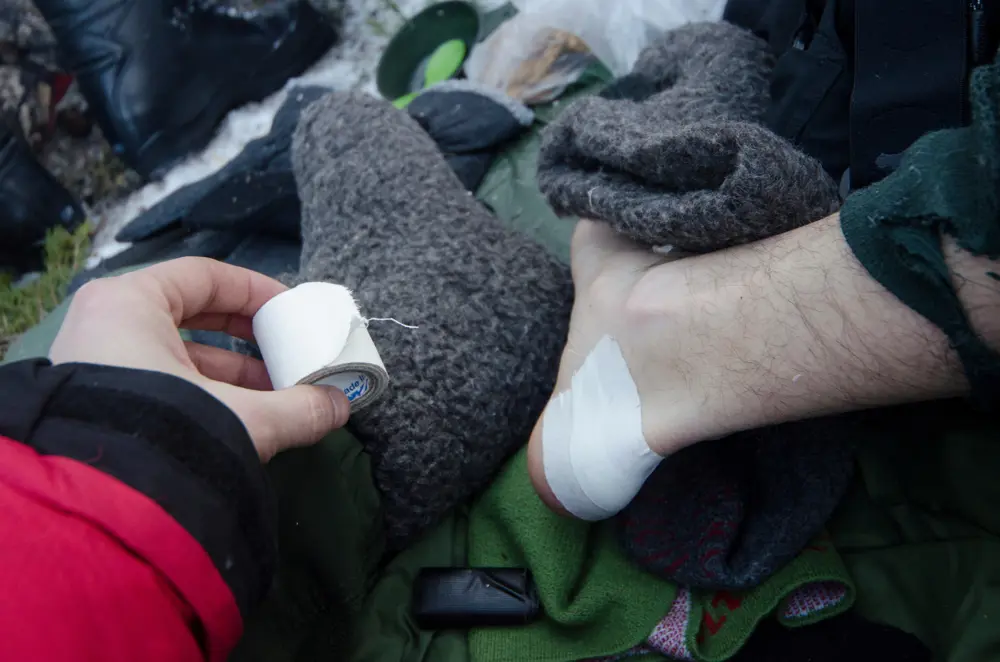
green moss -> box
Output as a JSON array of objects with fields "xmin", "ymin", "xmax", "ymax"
[{"xmin": 0, "ymin": 223, "xmax": 91, "ymax": 358}]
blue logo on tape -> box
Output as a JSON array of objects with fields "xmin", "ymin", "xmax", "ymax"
[{"xmin": 343, "ymin": 375, "xmax": 370, "ymax": 402}]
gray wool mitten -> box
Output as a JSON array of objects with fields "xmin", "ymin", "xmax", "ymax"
[
  {"xmin": 537, "ymin": 21, "xmax": 841, "ymax": 253},
  {"xmin": 290, "ymin": 92, "xmax": 573, "ymax": 547}
]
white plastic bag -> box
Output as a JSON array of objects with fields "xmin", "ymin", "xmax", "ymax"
[
  {"xmin": 463, "ymin": 17, "xmax": 594, "ymax": 105},
  {"xmin": 512, "ymin": 0, "xmax": 726, "ymax": 77},
  {"xmin": 465, "ymin": 0, "xmax": 728, "ymax": 104}
]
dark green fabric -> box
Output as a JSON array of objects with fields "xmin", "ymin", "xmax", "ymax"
[
  {"xmin": 477, "ymin": 65, "xmax": 613, "ymax": 264},
  {"xmin": 827, "ymin": 402, "xmax": 1000, "ymax": 662},
  {"xmin": 840, "ymin": 52, "xmax": 1000, "ymax": 404},
  {"xmin": 229, "ymin": 430, "xmax": 385, "ymax": 662},
  {"xmin": 350, "ymin": 512, "xmax": 469, "ymax": 662}
]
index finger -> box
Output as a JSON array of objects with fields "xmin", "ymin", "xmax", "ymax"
[{"xmin": 120, "ymin": 256, "xmax": 289, "ymax": 325}]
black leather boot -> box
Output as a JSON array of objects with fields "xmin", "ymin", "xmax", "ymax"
[
  {"xmin": 0, "ymin": 124, "xmax": 86, "ymax": 272},
  {"xmin": 34, "ymin": 0, "xmax": 338, "ymax": 180}
]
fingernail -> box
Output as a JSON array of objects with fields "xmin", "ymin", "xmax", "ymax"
[{"xmin": 320, "ymin": 386, "xmax": 351, "ymax": 427}]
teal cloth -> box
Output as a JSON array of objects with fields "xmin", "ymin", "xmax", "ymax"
[{"xmin": 840, "ymin": 51, "xmax": 1000, "ymax": 403}]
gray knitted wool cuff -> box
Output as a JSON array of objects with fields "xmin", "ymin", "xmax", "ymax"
[{"xmin": 538, "ymin": 21, "xmax": 841, "ymax": 253}]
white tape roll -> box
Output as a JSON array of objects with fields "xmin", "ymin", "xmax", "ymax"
[{"xmin": 252, "ymin": 282, "xmax": 390, "ymax": 412}]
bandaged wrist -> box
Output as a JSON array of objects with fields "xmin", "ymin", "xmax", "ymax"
[{"xmin": 541, "ymin": 335, "xmax": 663, "ymax": 521}]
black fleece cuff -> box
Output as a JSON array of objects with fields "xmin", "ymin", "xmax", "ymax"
[{"xmin": 0, "ymin": 358, "xmax": 276, "ymax": 619}]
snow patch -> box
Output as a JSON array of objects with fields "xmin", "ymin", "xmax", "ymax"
[{"xmin": 90, "ymin": 0, "xmax": 510, "ymax": 266}]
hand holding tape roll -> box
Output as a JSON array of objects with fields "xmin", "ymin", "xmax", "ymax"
[{"xmin": 253, "ymin": 282, "xmax": 391, "ymax": 411}]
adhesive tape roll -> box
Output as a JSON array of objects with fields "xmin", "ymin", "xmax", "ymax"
[{"xmin": 252, "ymin": 282, "xmax": 390, "ymax": 412}]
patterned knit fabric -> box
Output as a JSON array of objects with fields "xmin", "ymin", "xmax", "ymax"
[{"xmin": 468, "ymin": 447, "xmax": 856, "ymax": 662}]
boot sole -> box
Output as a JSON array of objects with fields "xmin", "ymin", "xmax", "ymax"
[{"xmin": 134, "ymin": 9, "xmax": 337, "ymax": 181}]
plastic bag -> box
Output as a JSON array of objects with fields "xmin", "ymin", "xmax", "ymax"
[
  {"xmin": 465, "ymin": 0, "xmax": 728, "ymax": 104},
  {"xmin": 464, "ymin": 16, "xmax": 596, "ymax": 105}
]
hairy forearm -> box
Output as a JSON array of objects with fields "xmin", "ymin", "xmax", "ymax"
[{"xmin": 631, "ymin": 213, "xmax": 997, "ymax": 452}]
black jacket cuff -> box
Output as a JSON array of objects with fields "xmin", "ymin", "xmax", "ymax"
[{"xmin": 0, "ymin": 358, "xmax": 276, "ymax": 619}]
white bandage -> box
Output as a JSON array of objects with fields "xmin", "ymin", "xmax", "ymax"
[{"xmin": 541, "ymin": 335, "xmax": 663, "ymax": 520}]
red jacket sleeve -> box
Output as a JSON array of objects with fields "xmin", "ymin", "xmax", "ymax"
[{"xmin": 0, "ymin": 359, "xmax": 278, "ymax": 662}]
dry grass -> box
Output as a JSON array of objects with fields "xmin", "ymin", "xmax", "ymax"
[{"xmin": 0, "ymin": 223, "xmax": 91, "ymax": 359}]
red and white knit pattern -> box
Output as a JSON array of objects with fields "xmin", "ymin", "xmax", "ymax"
[
  {"xmin": 647, "ymin": 588, "xmax": 695, "ymax": 660},
  {"xmin": 782, "ymin": 582, "xmax": 848, "ymax": 620},
  {"xmin": 584, "ymin": 581, "xmax": 847, "ymax": 662}
]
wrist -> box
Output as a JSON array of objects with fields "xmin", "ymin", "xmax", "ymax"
[{"xmin": 622, "ymin": 256, "xmax": 750, "ymax": 455}]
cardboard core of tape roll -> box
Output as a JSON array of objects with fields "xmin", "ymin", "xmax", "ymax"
[
  {"xmin": 297, "ymin": 325, "xmax": 389, "ymax": 412},
  {"xmin": 252, "ymin": 282, "xmax": 391, "ymax": 413}
]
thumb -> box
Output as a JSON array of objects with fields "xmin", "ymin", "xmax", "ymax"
[{"xmin": 232, "ymin": 384, "xmax": 351, "ymax": 461}]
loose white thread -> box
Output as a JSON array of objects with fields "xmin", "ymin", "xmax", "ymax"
[{"xmin": 363, "ymin": 317, "xmax": 420, "ymax": 330}]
